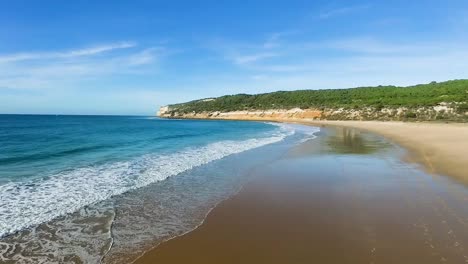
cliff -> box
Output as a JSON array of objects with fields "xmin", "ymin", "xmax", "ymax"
[
  {"xmin": 157, "ymin": 104, "xmax": 467, "ymax": 122},
  {"xmin": 157, "ymin": 80, "xmax": 468, "ymax": 122},
  {"xmin": 158, "ymin": 107, "xmax": 321, "ymax": 120}
]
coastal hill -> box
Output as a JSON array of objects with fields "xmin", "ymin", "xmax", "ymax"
[{"xmin": 158, "ymin": 80, "xmax": 468, "ymax": 121}]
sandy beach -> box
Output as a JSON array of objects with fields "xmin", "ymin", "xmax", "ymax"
[
  {"xmin": 3, "ymin": 1, "xmax": 468, "ymax": 263},
  {"xmin": 135, "ymin": 124, "xmax": 468, "ymax": 264}
]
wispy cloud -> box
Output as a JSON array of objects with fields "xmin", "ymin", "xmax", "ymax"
[
  {"xmin": 60, "ymin": 42, "xmax": 136, "ymax": 57},
  {"xmin": 262, "ymin": 31, "xmax": 298, "ymax": 49},
  {"xmin": 207, "ymin": 18, "xmax": 468, "ymax": 90},
  {"xmin": 205, "ymin": 34, "xmax": 286, "ymax": 67},
  {"xmin": 198, "ymin": 32, "xmax": 468, "ymax": 98},
  {"xmin": 0, "ymin": 41, "xmax": 136, "ymax": 63},
  {"xmin": 318, "ymin": 5, "xmax": 370, "ymax": 19},
  {"xmin": 254, "ymin": 41, "xmax": 468, "ymax": 77},
  {"xmin": 127, "ymin": 47, "xmax": 163, "ymax": 66},
  {"xmin": 0, "ymin": 42, "xmax": 166, "ymax": 90},
  {"xmin": 193, "ymin": 48, "xmax": 468, "ymax": 97},
  {"xmin": 232, "ymin": 52, "xmax": 278, "ymax": 65}
]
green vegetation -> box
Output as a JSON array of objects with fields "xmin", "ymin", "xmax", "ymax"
[{"xmin": 168, "ymin": 80, "xmax": 468, "ymax": 113}]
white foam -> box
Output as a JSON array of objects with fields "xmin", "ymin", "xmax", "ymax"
[
  {"xmin": 292, "ymin": 125, "xmax": 321, "ymax": 142},
  {"xmin": 266, "ymin": 122, "xmax": 320, "ymax": 142},
  {"xmin": 0, "ymin": 132, "xmax": 289, "ymax": 238}
]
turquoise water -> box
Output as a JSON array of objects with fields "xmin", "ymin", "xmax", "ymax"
[
  {"xmin": 0, "ymin": 115, "xmax": 318, "ymax": 263},
  {"xmin": 0, "ymin": 115, "xmax": 279, "ymax": 182}
]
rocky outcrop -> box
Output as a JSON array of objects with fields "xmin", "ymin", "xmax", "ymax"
[{"xmin": 157, "ymin": 106, "xmax": 170, "ymax": 116}]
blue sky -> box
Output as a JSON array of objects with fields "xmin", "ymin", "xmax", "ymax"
[{"xmin": 1, "ymin": 0, "xmax": 467, "ymax": 115}]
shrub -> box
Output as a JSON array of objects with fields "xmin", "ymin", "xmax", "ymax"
[{"xmin": 404, "ymin": 112, "xmax": 417, "ymax": 118}]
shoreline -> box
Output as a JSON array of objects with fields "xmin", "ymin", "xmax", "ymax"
[
  {"xmin": 163, "ymin": 117, "xmax": 468, "ymax": 184},
  {"xmin": 134, "ymin": 124, "xmax": 468, "ymax": 263}
]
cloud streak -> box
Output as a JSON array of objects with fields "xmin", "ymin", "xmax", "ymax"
[
  {"xmin": 202, "ymin": 32, "xmax": 468, "ymax": 99},
  {"xmin": 0, "ymin": 41, "xmax": 136, "ymax": 63},
  {"xmin": 0, "ymin": 42, "xmax": 165, "ymax": 90},
  {"xmin": 232, "ymin": 52, "xmax": 278, "ymax": 65}
]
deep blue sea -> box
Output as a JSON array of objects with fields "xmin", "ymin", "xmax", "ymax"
[{"xmin": 0, "ymin": 115, "xmax": 318, "ymax": 263}]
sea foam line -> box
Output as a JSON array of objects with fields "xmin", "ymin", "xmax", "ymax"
[
  {"xmin": 0, "ymin": 130, "xmax": 290, "ymax": 238},
  {"xmin": 265, "ymin": 122, "xmax": 320, "ymax": 142}
]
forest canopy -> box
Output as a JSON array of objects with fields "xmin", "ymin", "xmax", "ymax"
[{"xmin": 167, "ymin": 80, "xmax": 468, "ymax": 113}]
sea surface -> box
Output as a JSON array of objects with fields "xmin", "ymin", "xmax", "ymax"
[{"xmin": 0, "ymin": 115, "xmax": 318, "ymax": 263}]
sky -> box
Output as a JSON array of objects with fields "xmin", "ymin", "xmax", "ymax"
[{"xmin": 1, "ymin": 0, "xmax": 468, "ymax": 115}]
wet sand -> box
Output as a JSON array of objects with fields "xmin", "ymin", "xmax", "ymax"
[
  {"xmin": 135, "ymin": 127, "xmax": 468, "ymax": 264},
  {"xmin": 298, "ymin": 121, "xmax": 468, "ymax": 184}
]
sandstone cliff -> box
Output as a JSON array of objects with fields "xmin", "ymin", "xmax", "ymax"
[{"xmin": 157, "ymin": 103, "xmax": 466, "ymax": 122}]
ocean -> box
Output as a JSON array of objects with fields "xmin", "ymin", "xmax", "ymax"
[{"xmin": 0, "ymin": 115, "xmax": 318, "ymax": 263}]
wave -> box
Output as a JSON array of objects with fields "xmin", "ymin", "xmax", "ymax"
[
  {"xmin": 0, "ymin": 129, "xmax": 290, "ymax": 238},
  {"xmin": 0, "ymin": 144, "xmax": 113, "ymax": 165}
]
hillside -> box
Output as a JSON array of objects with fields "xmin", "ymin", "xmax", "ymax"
[{"xmin": 158, "ymin": 80, "xmax": 468, "ymax": 121}]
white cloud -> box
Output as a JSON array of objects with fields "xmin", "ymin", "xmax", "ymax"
[
  {"xmin": 127, "ymin": 47, "xmax": 162, "ymax": 66},
  {"xmin": 232, "ymin": 52, "xmax": 278, "ymax": 65},
  {"xmin": 0, "ymin": 41, "xmax": 136, "ymax": 63},
  {"xmin": 0, "ymin": 42, "xmax": 165, "ymax": 90},
  {"xmin": 206, "ymin": 36, "xmax": 282, "ymax": 66},
  {"xmin": 60, "ymin": 42, "xmax": 136, "ymax": 57},
  {"xmin": 210, "ymin": 29, "xmax": 468, "ymax": 95},
  {"xmin": 194, "ymin": 34, "xmax": 468, "ymax": 98}
]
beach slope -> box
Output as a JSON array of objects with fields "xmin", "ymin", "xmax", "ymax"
[{"xmin": 135, "ymin": 126, "xmax": 468, "ymax": 264}]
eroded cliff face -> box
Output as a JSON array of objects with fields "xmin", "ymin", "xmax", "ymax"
[
  {"xmin": 157, "ymin": 103, "xmax": 467, "ymax": 122},
  {"xmin": 157, "ymin": 108, "xmax": 322, "ymax": 121}
]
